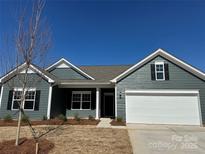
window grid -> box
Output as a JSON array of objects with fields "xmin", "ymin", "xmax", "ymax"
[
  {"xmin": 155, "ymin": 62, "xmax": 165, "ymax": 80},
  {"xmin": 71, "ymin": 91, "xmax": 91, "ymax": 110},
  {"xmin": 12, "ymin": 89, "xmax": 36, "ymax": 111}
]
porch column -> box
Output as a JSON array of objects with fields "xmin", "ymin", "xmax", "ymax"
[
  {"xmin": 47, "ymin": 85, "xmax": 53, "ymax": 119},
  {"xmin": 0, "ymin": 85, "xmax": 4, "ymax": 108},
  {"xmin": 96, "ymin": 88, "xmax": 100, "ymax": 119}
]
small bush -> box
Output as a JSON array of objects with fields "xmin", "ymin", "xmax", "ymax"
[
  {"xmin": 42, "ymin": 115, "xmax": 47, "ymax": 121},
  {"xmin": 21, "ymin": 115, "xmax": 29, "ymax": 123},
  {"xmin": 57, "ymin": 114, "xmax": 67, "ymax": 121},
  {"xmin": 88, "ymin": 115, "xmax": 94, "ymax": 121},
  {"xmin": 3, "ymin": 114, "xmax": 12, "ymax": 122},
  {"xmin": 74, "ymin": 113, "xmax": 80, "ymax": 121},
  {"xmin": 116, "ymin": 117, "xmax": 123, "ymax": 122}
]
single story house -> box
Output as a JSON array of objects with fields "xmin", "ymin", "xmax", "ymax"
[{"xmin": 0, "ymin": 48, "xmax": 205, "ymax": 125}]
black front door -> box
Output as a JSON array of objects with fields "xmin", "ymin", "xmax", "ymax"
[{"xmin": 102, "ymin": 93, "xmax": 115, "ymax": 117}]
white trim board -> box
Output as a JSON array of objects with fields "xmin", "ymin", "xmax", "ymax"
[
  {"xmin": 125, "ymin": 89, "xmax": 200, "ymax": 95},
  {"xmin": 111, "ymin": 48, "xmax": 205, "ymax": 82},
  {"xmin": 46, "ymin": 58, "xmax": 95, "ymax": 80}
]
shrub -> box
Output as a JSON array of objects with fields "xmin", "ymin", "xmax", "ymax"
[
  {"xmin": 57, "ymin": 114, "xmax": 67, "ymax": 122},
  {"xmin": 42, "ymin": 115, "xmax": 47, "ymax": 121},
  {"xmin": 74, "ymin": 113, "xmax": 80, "ymax": 121},
  {"xmin": 21, "ymin": 115, "xmax": 30, "ymax": 123},
  {"xmin": 3, "ymin": 114, "xmax": 12, "ymax": 122},
  {"xmin": 116, "ymin": 117, "xmax": 123, "ymax": 122},
  {"xmin": 88, "ymin": 115, "xmax": 94, "ymax": 121}
]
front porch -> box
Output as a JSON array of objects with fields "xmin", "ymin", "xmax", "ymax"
[{"xmin": 50, "ymin": 86, "xmax": 115, "ymax": 119}]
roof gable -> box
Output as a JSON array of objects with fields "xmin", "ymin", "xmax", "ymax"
[
  {"xmin": 46, "ymin": 58, "xmax": 95, "ymax": 80},
  {"xmin": 111, "ymin": 48, "xmax": 205, "ymax": 82},
  {"xmin": 0, "ymin": 63, "xmax": 55, "ymax": 83}
]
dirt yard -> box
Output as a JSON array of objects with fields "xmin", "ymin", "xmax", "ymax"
[{"xmin": 0, "ymin": 125, "xmax": 132, "ymax": 154}]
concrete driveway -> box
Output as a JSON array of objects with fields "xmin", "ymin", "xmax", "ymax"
[{"xmin": 127, "ymin": 124, "xmax": 205, "ymax": 154}]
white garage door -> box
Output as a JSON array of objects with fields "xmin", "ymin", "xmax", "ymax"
[{"xmin": 125, "ymin": 90, "xmax": 201, "ymax": 125}]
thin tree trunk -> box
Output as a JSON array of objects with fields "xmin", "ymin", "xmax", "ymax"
[
  {"xmin": 15, "ymin": 66, "xmax": 28, "ymax": 146},
  {"xmin": 15, "ymin": 109, "xmax": 22, "ymax": 146},
  {"xmin": 35, "ymin": 142, "xmax": 39, "ymax": 154}
]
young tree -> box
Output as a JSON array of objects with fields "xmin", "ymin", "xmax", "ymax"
[
  {"xmin": 14, "ymin": 0, "xmax": 52, "ymax": 147},
  {"xmin": 14, "ymin": 0, "xmax": 51, "ymax": 146},
  {"xmin": 1, "ymin": 0, "xmax": 53, "ymax": 149},
  {"xmin": 0, "ymin": 1, "xmax": 66, "ymax": 153}
]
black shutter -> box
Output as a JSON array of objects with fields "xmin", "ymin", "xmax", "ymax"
[
  {"xmin": 7, "ymin": 90, "xmax": 13, "ymax": 110},
  {"xmin": 151, "ymin": 64, "xmax": 156, "ymax": 80},
  {"xmin": 34, "ymin": 90, "xmax": 40, "ymax": 111},
  {"xmin": 164, "ymin": 63, "xmax": 169, "ymax": 80},
  {"xmin": 91, "ymin": 91, "xmax": 96, "ymax": 110}
]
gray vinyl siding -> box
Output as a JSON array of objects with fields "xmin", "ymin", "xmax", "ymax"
[
  {"xmin": 66, "ymin": 110, "xmax": 96, "ymax": 118},
  {"xmin": 116, "ymin": 56, "xmax": 205, "ymax": 123},
  {"xmin": 0, "ymin": 74, "xmax": 50, "ymax": 120},
  {"xmin": 49, "ymin": 68, "xmax": 87, "ymax": 80}
]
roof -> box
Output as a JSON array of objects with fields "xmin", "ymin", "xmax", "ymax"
[
  {"xmin": 111, "ymin": 48, "xmax": 205, "ymax": 82},
  {"xmin": 79, "ymin": 65, "xmax": 132, "ymax": 82},
  {"xmin": 1, "ymin": 48, "xmax": 204, "ymax": 85}
]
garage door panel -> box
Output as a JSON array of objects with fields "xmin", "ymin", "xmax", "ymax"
[{"xmin": 126, "ymin": 92, "xmax": 200, "ymax": 125}]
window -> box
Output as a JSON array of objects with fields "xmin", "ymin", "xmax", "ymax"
[
  {"xmin": 24, "ymin": 91, "xmax": 36, "ymax": 110},
  {"xmin": 12, "ymin": 91, "xmax": 22, "ymax": 110},
  {"xmin": 71, "ymin": 91, "xmax": 91, "ymax": 110},
  {"xmin": 155, "ymin": 62, "xmax": 165, "ymax": 80},
  {"xmin": 12, "ymin": 88, "xmax": 36, "ymax": 111}
]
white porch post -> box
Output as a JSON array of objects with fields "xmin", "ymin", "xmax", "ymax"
[
  {"xmin": 115, "ymin": 86, "xmax": 117, "ymax": 118},
  {"xmin": 47, "ymin": 85, "xmax": 53, "ymax": 119},
  {"xmin": 96, "ymin": 88, "xmax": 100, "ymax": 119},
  {"xmin": 0, "ymin": 85, "xmax": 4, "ymax": 108}
]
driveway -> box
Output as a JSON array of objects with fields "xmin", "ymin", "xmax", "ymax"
[{"xmin": 127, "ymin": 124, "xmax": 205, "ymax": 154}]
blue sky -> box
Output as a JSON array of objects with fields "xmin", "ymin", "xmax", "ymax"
[{"xmin": 0, "ymin": 0, "xmax": 205, "ymax": 72}]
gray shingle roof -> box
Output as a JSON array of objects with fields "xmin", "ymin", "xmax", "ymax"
[{"xmin": 79, "ymin": 65, "xmax": 132, "ymax": 82}]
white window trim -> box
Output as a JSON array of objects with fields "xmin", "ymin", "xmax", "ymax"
[
  {"xmin": 11, "ymin": 88, "xmax": 36, "ymax": 111},
  {"xmin": 71, "ymin": 91, "xmax": 91, "ymax": 110},
  {"xmin": 155, "ymin": 61, "xmax": 165, "ymax": 81}
]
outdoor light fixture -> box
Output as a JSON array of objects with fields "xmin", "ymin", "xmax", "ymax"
[{"xmin": 119, "ymin": 92, "xmax": 122, "ymax": 99}]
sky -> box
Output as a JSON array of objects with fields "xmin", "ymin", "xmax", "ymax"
[{"xmin": 0, "ymin": 0, "xmax": 205, "ymax": 72}]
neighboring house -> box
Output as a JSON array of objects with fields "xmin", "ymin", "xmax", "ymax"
[{"xmin": 0, "ymin": 48, "xmax": 205, "ymax": 126}]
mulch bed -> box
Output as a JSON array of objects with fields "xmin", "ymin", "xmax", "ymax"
[
  {"xmin": 0, "ymin": 137, "xmax": 54, "ymax": 154},
  {"xmin": 0, "ymin": 119, "xmax": 100, "ymax": 127},
  {"xmin": 110, "ymin": 119, "xmax": 126, "ymax": 126}
]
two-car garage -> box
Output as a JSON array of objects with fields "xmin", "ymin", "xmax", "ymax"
[{"xmin": 125, "ymin": 90, "xmax": 202, "ymax": 125}]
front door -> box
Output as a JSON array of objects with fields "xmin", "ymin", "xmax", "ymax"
[{"xmin": 102, "ymin": 93, "xmax": 115, "ymax": 117}]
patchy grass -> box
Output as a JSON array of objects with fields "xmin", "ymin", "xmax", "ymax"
[{"xmin": 0, "ymin": 125, "xmax": 132, "ymax": 154}]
